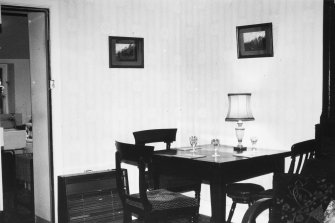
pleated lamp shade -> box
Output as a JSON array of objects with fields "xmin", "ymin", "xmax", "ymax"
[{"xmin": 225, "ymin": 93, "xmax": 254, "ymax": 121}]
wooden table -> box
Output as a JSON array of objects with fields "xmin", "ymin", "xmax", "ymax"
[{"xmin": 152, "ymin": 144, "xmax": 291, "ymax": 223}]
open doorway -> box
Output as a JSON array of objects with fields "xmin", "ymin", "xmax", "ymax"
[{"xmin": 0, "ymin": 5, "xmax": 54, "ymax": 223}]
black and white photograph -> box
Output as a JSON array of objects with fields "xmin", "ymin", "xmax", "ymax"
[
  {"xmin": 109, "ymin": 36, "xmax": 144, "ymax": 68},
  {"xmin": 237, "ymin": 23, "xmax": 273, "ymax": 58},
  {"xmin": 0, "ymin": 1, "xmax": 334, "ymax": 223}
]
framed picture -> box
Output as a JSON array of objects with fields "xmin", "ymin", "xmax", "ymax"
[
  {"xmin": 109, "ymin": 36, "xmax": 144, "ymax": 68},
  {"xmin": 236, "ymin": 23, "xmax": 273, "ymax": 58}
]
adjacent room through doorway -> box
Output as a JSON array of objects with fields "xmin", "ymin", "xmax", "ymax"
[{"xmin": 0, "ymin": 5, "xmax": 54, "ymax": 223}]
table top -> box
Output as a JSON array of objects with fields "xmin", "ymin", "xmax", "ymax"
[{"xmin": 153, "ymin": 144, "xmax": 291, "ymax": 164}]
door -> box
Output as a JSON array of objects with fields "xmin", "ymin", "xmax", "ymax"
[
  {"xmin": 0, "ymin": 6, "xmax": 54, "ymax": 222},
  {"xmin": 28, "ymin": 11, "xmax": 54, "ymax": 222}
]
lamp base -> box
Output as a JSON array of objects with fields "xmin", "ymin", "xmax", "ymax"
[{"xmin": 234, "ymin": 146, "xmax": 247, "ymax": 152}]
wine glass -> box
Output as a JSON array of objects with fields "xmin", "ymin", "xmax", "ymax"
[
  {"xmin": 250, "ymin": 136, "xmax": 258, "ymax": 151},
  {"xmin": 189, "ymin": 136, "xmax": 198, "ymax": 153},
  {"xmin": 211, "ymin": 138, "xmax": 220, "ymax": 157}
]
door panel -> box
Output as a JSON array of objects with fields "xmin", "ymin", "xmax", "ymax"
[{"xmin": 28, "ymin": 12, "xmax": 52, "ymax": 221}]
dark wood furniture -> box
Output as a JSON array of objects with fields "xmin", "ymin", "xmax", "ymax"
[
  {"xmin": 14, "ymin": 153, "xmax": 34, "ymax": 217},
  {"xmin": 133, "ymin": 128, "xmax": 201, "ymax": 203},
  {"xmin": 287, "ymin": 139, "xmax": 316, "ymax": 173},
  {"xmin": 252, "ymin": 139, "xmax": 316, "ymax": 201},
  {"xmin": 58, "ymin": 169, "xmax": 127, "ymax": 223},
  {"xmin": 241, "ymin": 197, "xmax": 272, "ymax": 223},
  {"xmin": 133, "ymin": 128, "xmax": 177, "ymax": 150},
  {"xmin": 152, "ymin": 144, "xmax": 291, "ymax": 223},
  {"xmin": 226, "ymin": 183, "xmax": 264, "ymax": 223},
  {"xmin": 242, "ymin": 157, "xmax": 335, "ymax": 223},
  {"xmin": 316, "ymin": 0, "xmax": 335, "ymax": 159},
  {"xmin": 226, "ymin": 139, "xmax": 317, "ymax": 222},
  {"xmin": 115, "ymin": 141, "xmax": 199, "ymax": 223},
  {"xmin": 1, "ymin": 150, "xmax": 16, "ymax": 190}
]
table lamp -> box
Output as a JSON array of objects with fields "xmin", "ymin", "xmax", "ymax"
[{"xmin": 225, "ymin": 93, "xmax": 254, "ymax": 152}]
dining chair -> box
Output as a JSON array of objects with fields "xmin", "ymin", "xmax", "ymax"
[
  {"xmin": 241, "ymin": 157, "xmax": 335, "ymax": 223},
  {"xmin": 133, "ymin": 128, "xmax": 177, "ymax": 150},
  {"xmin": 133, "ymin": 129, "xmax": 201, "ymax": 204},
  {"xmin": 115, "ymin": 141, "xmax": 200, "ymax": 223},
  {"xmin": 226, "ymin": 139, "xmax": 317, "ymax": 223}
]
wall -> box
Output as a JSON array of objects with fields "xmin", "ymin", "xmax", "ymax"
[
  {"xmin": 56, "ymin": 0, "xmax": 322, "ymax": 172},
  {"xmin": 0, "ymin": 0, "xmax": 324, "ymax": 221}
]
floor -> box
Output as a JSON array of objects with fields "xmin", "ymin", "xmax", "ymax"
[
  {"xmin": 1, "ymin": 171, "xmax": 268, "ymax": 223},
  {"xmin": 2, "ymin": 184, "xmax": 34, "ymax": 223},
  {"xmin": 1, "ymin": 194, "xmax": 268, "ymax": 223},
  {"xmin": 2, "ymin": 194, "xmax": 265, "ymax": 223},
  {"xmin": 2, "ymin": 187, "xmax": 268, "ymax": 223},
  {"xmin": 197, "ymin": 185, "xmax": 269, "ymax": 223}
]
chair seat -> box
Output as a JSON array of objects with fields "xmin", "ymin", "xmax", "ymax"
[
  {"xmin": 227, "ymin": 183, "xmax": 265, "ymax": 203},
  {"xmin": 127, "ymin": 189, "xmax": 198, "ymax": 212},
  {"xmin": 251, "ymin": 189, "xmax": 273, "ymax": 201}
]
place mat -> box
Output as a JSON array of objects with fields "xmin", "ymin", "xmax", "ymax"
[
  {"xmin": 164, "ymin": 153, "xmax": 206, "ymax": 159},
  {"xmin": 175, "ymin": 147, "xmax": 202, "ymax": 151},
  {"xmin": 175, "ymin": 154, "xmax": 206, "ymax": 159},
  {"xmin": 233, "ymin": 151, "xmax": 259, "ymax": 158},
  {"xmin": 175, "ymin": 147, "xmax": 192, "ymax": 151}
]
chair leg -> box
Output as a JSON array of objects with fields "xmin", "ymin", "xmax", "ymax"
[
  {"xmin": 192, "ymin": 212, "xmax": 199, "ymax": 223},
  {"xmin": 123, "ymin": 209, "xmax": 132, "ymax": 223},
  {"xmin": 227, "ymin": 202, "xmax": 236, "ymax": 223},
  {"xmin": 195, "ymin": 190, "xmax": 201, "ymax": 205},
  {"xmin": 269, "ymin": 206, "xmax": 273, "ymax": 221}
]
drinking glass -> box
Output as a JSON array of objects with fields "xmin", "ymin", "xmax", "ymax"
[
  {"xmin": 250, "ymin": 136, "xmax": 258, "ymax": 151},
  {"xmin": 189, "ymin": 136, "xmax": 198, "ymax": 153},
  {"xmin": 211, "ymin": 138, "xmax": 220, "ymax": 157}
]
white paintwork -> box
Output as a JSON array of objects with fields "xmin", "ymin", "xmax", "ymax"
[
  {"xmin": 0, "ymin": 127, "xmax": 3, "ymax": 211},
  {"xmin": 0, "ymin": 64, "xmax": 9, "ymax": 114},
  {"xmin": 28, "ymin": 12, "xmax": 52, "ymax": 221}
]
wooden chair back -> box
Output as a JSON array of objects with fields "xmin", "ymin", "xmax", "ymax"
[
  {"xmin": 132, "ymin": 128, "xmax": 201, "ymax": 202},
  {"xmin": 115, "ymin": 141, "xmax": 154, "ymax": 210},
  {"xmin": 288, "ymin": 139, "xmax": 316, "ymax": 174},
  {"xmin": 133, "ymin": 128, "xmax": 177, "ymax": 150}
]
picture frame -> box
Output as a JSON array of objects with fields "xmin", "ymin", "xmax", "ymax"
[
  {"xmin": 109, "ymin": 36, "xmax": 144, "ymax": 68},
  {"xmin": 236, "ymin": 23, "xmax": 273, "ymax": 58}
]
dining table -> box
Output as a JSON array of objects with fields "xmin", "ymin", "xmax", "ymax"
[{"xmin": 152, "ymin": 144, "xmax": 291, "ymax": 223}]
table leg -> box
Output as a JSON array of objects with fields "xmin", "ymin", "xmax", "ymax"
[
  {"xmin": 210, "ymin": 179, "xmax": 227, "ymax": 223},
  {"xmin": 274, "ymin": 157, "xmax": 285, "ymax": 173}
]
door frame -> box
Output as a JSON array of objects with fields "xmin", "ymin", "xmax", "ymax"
[
  {"xmin": 0, "ymin": 64, "xmax": 9, "ymax": 114},
  {"xmin": 1, "ymin": 5, "xmax": 54, "ymax": 222}
]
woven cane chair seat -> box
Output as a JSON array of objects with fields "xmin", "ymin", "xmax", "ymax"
[
  {"xmin": 127, "ymin": 189, "xmax": 198, "ymax": 211},
  {"xmin": 227, "ymin": 183, "xmax": 265, "ymax": 203}
]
